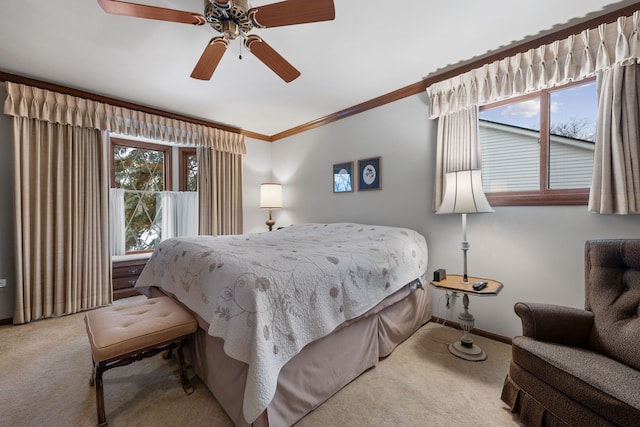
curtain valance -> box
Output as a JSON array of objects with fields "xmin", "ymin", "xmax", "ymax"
[
  {"xmin": 426, "ymin": 11, "xmax": 640, "ymax": 118},
  {"xmin": 3, "ymin": 82, "xmax": 246, "ymax": 155}
]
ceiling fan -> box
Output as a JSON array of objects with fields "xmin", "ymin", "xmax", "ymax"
[{"xmin": 97, "ymin": 0, "xmax": 335, "ymax": 82}]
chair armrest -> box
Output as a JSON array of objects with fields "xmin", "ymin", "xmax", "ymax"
[{"xmin": 514, "ymin": 302, "xmax": 594, "ymax": 347}]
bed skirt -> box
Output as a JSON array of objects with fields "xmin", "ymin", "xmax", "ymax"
[{"xmin": 179, "ymin": 284, "xmax": 431, "ymax": 426}]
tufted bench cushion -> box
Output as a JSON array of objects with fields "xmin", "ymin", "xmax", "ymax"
[
  {"xmin": 85, "ymin": 297, "xmax": 197, "ymax": 362},
  {"xmin": 84, "ymin": 297, "xmax": 197, "ymax": 426}
]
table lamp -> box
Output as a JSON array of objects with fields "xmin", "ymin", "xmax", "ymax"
[
  {"xmin": 260, "ymin": 183, "xmax": 283, "ymax": 231},
  {"xmin": 436, "ymin": 170, "xmax": 494, "ymax": 283}
]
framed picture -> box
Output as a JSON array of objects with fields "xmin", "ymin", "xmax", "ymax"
[
  {"xmin": 358, "ymin": 157, "xmax": 381, "ymax": 191},
  {"xmin": 333, "ymin": 162, "xmax": 354, "ymax": 193}
]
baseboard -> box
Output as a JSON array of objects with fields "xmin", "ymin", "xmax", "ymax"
[
  {"xmin": 0, "ymin": 317, "xmax": 13, "ymax": 325},
  {"xmin": 431, "ymin": 316, "xmax": 512, "ymax": 345}
]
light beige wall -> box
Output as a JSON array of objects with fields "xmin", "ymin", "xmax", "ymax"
[
  {"xmin": 270, "ymin": 91, "xmax": 640, "ymax": 339},
  {"xmin": 242, "ymin": 137, "xmax": 274, "ymax": 234}
]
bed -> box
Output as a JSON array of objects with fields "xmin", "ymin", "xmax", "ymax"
[{"xmin": 135, "ymin": 223, "xmax": 431, "ymax": 426}]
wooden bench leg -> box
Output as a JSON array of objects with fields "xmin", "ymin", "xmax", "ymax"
[
  {"xmin": 176, "ymin": 339, "xmax": 194, "ymax": 395},
  {"xmin": 88, "ymin": 336, "xmax": 194, "ymax": 426},
  {"xmin": 90, "ymin": 360, "xmax": 108, "ymax": 426}
]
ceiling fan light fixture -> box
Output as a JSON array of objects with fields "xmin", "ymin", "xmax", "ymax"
[{"xmin": 222, "ymin": 20, "xmax": 240, "ymax": 39}]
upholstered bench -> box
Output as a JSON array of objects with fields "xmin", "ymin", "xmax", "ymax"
[{"xmin": 84, "ymin": 297, "xmax": 198, "ymax": 426}]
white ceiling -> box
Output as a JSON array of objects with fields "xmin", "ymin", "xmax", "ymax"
[{"xmin": 0, "ymin": 0, "xmax": 637, "ymax": 137}]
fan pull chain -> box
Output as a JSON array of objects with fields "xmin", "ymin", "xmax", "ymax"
[{"xmin": 239, "ymin": 40, "xmax": 243, "ymax": 60}]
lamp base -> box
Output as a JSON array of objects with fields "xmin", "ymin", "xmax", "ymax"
[
  {"xmin": 265, "ymin": 218, "xmax": 275, "ymax": 231},
  {"xmin": 265, "ymin": 208, "xmax": 275, "ymax": 231},
  {"xmin": 449, "ymin": 341, "xmax": 487, "ymax": 361},
  {"xmin": 448, "ymin": 293, "xmax": 487, "ymax": 361}
]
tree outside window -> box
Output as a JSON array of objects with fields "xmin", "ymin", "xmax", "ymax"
[
  {"xmin": 112, "ymin": 139, "xmax": 172, "ymax": 252},
  {"xmin": 179, "ymin": 148, "xmax": 198, "ymax": 192}
]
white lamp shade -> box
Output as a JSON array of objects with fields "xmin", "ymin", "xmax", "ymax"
[
  {"xmin": 260, "ymin": 183, "xmax": 283, "ymax": 208},
  {"xmin": 437, "ymin": 170, "xmax": 494, "ymax": 214}
]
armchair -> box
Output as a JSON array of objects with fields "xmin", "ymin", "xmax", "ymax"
[{"xmin": 501, "ymin": 239, "xmax": 640, "ymax": 426}]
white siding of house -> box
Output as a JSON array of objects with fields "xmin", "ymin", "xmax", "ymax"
[
  {"xmin": 479, "ymin": 123, "xmax": 539, "ymax": 192},
  {"xmin": 549, "ymin": 138, "xmax": 594, "ymax": 188},
  {"xmin": 479, "ymin": 121, "xmax": 594, "ymax": 192}
]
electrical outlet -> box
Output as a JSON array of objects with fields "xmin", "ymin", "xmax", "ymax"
[{"xmin": 0, "ymin": 279, "xmax": 6, "ymax": 288}]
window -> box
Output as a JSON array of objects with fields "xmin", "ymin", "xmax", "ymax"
[
  {"xmin": 111, "ymin": 138, "xmax": 172, "ymax": 253},
  {"xmin": 179, "ymin": 148, "xmax": 198, "ymax": 192},
  {"xmin": 478, "ymin": 78, "xmax": 596, "ymax": 206}
]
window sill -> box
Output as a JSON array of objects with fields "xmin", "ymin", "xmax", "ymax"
[
  {"xmin": 487, "ymin": 189, "xmax": 589, "ymax": 207},
  {"xmin": 111, "ymin": 252, "xmax": 153, "ymax": 263}
]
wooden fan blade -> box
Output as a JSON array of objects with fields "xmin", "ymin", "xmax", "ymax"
[
  {"xmin": 97, "ymin": 0, "xmax": 206, "ymax": 25},
  {"xmin": 245, "ymin": 35, "xmax": 301, "ymax": 83},
  {"xmin": 191, "ymin": 37, "xmax": 230, "ymax": 80},
  {"xmin": 249, "ymin": 0, "xmax": 335, "ymax": 28}
]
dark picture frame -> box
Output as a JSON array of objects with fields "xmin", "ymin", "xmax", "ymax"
[
  {"xmin": 358, "ymin": 157, "xmax": 381, "ymax": 191},
  {"xmin": 333, "ymin": 162, "xmax": 354, "ymax": 193}
]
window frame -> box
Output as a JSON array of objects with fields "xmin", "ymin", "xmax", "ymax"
[
  {"xmin": 479, "ymin": 77, "xmax": 595, "ymax": 207},
  {"xmin": 178, "ymin": 147, "xmax": 197, "ymax": 192},
  {"xmin": 110, "ymin": 137, "xmax": 173, "ymax": 191},
  {"xmin": 110, "ymin": 137, "xmax": 173, "ymax": 254}
]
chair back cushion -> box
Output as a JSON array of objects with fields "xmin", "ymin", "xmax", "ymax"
[{"xmin": 585, "ymin": 239, "xmax": 640, "ymax": 370}]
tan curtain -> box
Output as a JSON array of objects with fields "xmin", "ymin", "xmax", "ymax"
[
  {"xmin": 426, "ymin": 12, "xmax": 640, "ymax": 119},
  {"xmin": 433, "ymin": 107, "xmax": 482, "ymax": 210},
  {"xmin": 198, "ymin": 147, "xmax": 243, "ymax": 235},
  {"xmin": 589, "ymin": 63, "xmax": 640, "ymax": 214},
  {"xmin": 11, "ymin": 118, "xmax": 111, "ymax": 324}
]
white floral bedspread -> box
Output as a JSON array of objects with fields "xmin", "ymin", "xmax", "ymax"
[{"xmin": 135, "ymin": 223, "xmax": 428, "ymax": 423}]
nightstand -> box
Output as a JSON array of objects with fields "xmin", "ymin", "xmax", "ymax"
[
  {"xmin": 112, "ymin": 258, "xmax": 148, "ymax": 300},
  {"xmin": 430, "ymin": 274, "xmax": 503, "ymax": 361}
]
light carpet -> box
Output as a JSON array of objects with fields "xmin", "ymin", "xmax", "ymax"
[{"xmin": 0, "ymin": 308, "xmax": 522, "ymax": 427}]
